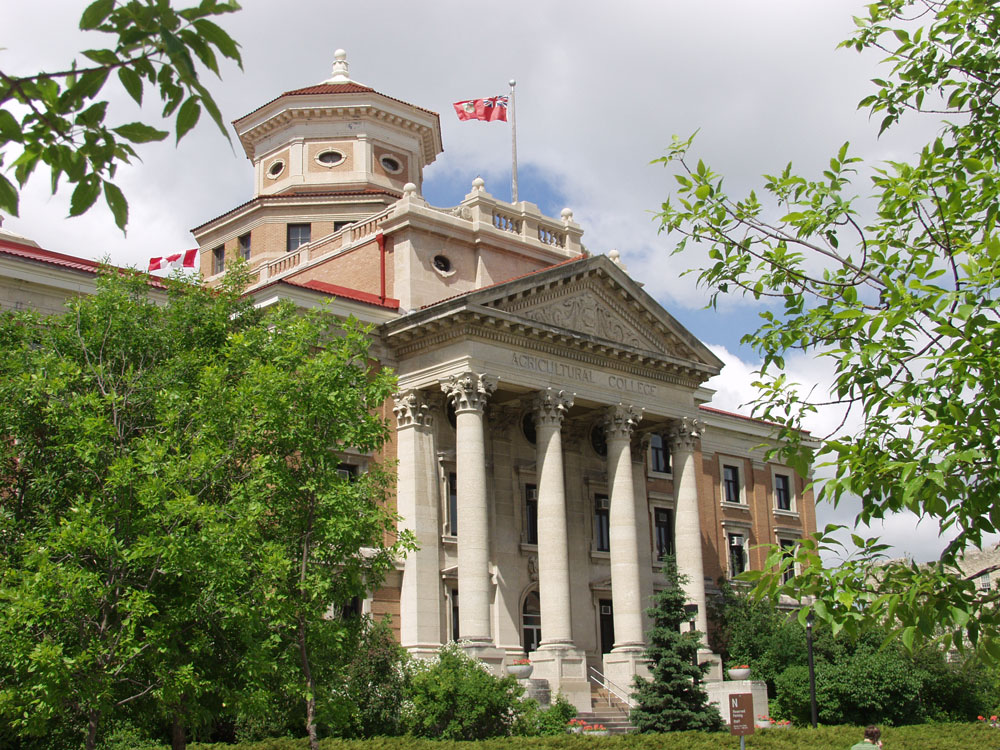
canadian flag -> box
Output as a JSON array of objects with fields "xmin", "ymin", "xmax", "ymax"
[
  {"xmin": 453, "ymin": 96, "xmax": 508, "ymax": 122},
  {"xmin": 148, "ymin": 248, "xmax": 198, "ymax": 272}
]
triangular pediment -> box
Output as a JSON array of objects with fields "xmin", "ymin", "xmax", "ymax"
[{"xmin": 491, "ymin": 276, "xmax": 689, "ymax": 359}]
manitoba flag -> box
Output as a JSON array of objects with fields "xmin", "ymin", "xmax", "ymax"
[
  {"xmin": 148, "ymin": 248, "xmax": 197, "ymax": 272},
  {"xmin": 453, "ymin": 96, "xmax": 508, "ymax": 122}
]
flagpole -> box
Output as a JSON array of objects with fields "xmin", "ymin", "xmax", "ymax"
[{"xmin": 509, "ymin": 79, "xmax": 518, "ymax": 204}]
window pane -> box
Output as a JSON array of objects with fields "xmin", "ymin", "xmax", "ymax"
[
  {"xmin": 775, "ymin": 474, "xmax": 791, "ymax": 510},
  {"xmin": 729, "ymin": 534, "xmax": 746, "ymax": 576},
  {"xmin": 723, "ymin": 464, "xmax": 740, "ymax": 503},
  {"xmin": 448, "ymin": 472, "xmax": 458, "ymax": 536},
  {"xmin": 654, "ymin": 508, "xmax": 674, "ymax": 560},
  {"xmin": 650, "ymin": 434, "xmax": 669, "ymax": 473},
  {"xmin": 212, "ymin": 245, "xmax": 224, "ymax": 274},
  {"xmin": 595, "ymin": 495, "xmax": 609, "ymax": 552},
  {"xmin": 287, "ymin": 223, "xmax": 311, "ymax": 252},
  {"xmin": 525, "ymin": 484, "xmax": 538, "ymax": 544},
  {"xmin": 239, "ymin": 233, "xmax": 251, "ymax": 260}
]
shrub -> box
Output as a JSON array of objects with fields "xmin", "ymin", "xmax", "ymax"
[{"xmin": 402, "ymin": 643, "xmax": 524, "ymax": 740}]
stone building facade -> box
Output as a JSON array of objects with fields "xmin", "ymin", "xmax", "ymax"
[{"xmin": 0, "ymin": 52, "xmax": 816, "ymax": 712}]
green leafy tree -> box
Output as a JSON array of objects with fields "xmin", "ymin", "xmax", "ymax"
[
  {"xmin": 0, "ymin": 268, "xmax": 407, "ymax": 750},
  {"xmin": 657, "ymin": 0, "xmax": 1000, "ymax": 660},
  {"xmin": 0, "ymin": 0, "xmax": 242, "ymax": 228},
  {"xmin": 404, "ymin": 643, "xmax": 526, "ymax": 740},
  {"xmin": 631, "ymin": 560, "xmax": 724, "ymax": 733}
]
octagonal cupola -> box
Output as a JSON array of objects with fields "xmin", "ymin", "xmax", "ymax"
[{"xmin": 233, "ymin": 50, "xmax": 443, "ymax": 199}]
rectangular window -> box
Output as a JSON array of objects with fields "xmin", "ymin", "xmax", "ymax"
[
  {"xmin": 451, "ymin": 588, "xmax": 459, "ymax": 640},
  {"xmin": 775, "ymin": 473, "xmax": 792, "ymax": 511},
  {"xmin": 654, "ymin": 507, "xmax": 674, "ymax": 561},
  {"xmin": 723, "ymin": 464, "xmax": 741, "ymax": 504},
  {"xmin": 334, "ymin": 220, "xmax": 354, "ymax": 232},
  {"xmin": 650, "ymin": 434, "xmax": 670, "ymax": 474},
  {"xmin": 212, "ymin": 245, "xmax": 225, "ymax": 275},
  {"xmin": 978, "ymin": 572, "xmax": 991, "ymax": 590},
  {"xmin": 448, "ymin": 472, "xmax": 458, "ymax": 536},
  {"xmin": 287, "ymin": 223, "xmax": 311, "ymax": 252},
  {"xmin": 728, "ymin": 533, "xmax": 747, "ymax": 577},
  {"xmin": 337, "ymin": 462, "xmax": 359, "ymax": 481},
  {"xmin": 238, "ymin": 232, "xmax": 251, "ymax": 260},
  {"xmin": 780, "ymin": 539, "xmax": 797, "ymax": 584},
  {"xmin": 525, "ymin": 484, "xmax": 538, "ymax": 545},
  {"xmin": 594, "ymin": 495, "xmax": 610, "ymax": 552}
]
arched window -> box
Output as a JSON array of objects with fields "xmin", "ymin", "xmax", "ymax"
[{"xmin": 522, "ymin": 591, "xmax": 541, "ymax": 652}]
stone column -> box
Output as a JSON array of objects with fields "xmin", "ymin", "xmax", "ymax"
[
  {"xmin": 669, "ymin": 417, "xmax": 709, "ymax": 637},
  {"xmin": 534, "ymin": 388, "xmax": 575, "ymax": 647},
  {"xmin": 393, "ymin": 390, "xmax": 442, "ymax": 657},
  {"xmin": 441, "ymin": 372, "xmax": 497, "ymax": 645},
  {"xmin": 604, "ymin": 404, "xmax": 645, "ymax": 649}
]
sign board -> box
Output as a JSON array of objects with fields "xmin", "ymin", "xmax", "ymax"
[{"xmin": 728, "ymin": 693, "xmax": 755, "ymax": 736}]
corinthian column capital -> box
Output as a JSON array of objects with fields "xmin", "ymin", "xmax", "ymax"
[
  {"xmin": 533, "ymin": 388, "xmax": 574, "ymax": 428},
  {"xmin": 393, "ymin": 389, "xmax": 433, "ymax": 428},
  {"xmin": 603, "ymin": 404, "xmax": 642, "ymax": 442},
  {"xmin": 668, "ymin": 417, "xmax": 703, "ymax": 453},
  {"xmin": 441, "ymin": 372, "xmax": 498, "ymax": 413}
]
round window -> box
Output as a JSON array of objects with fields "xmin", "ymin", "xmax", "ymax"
[
  {"xmin": 316, "ymin": 149, "xmax": 345, "ymax": 167},
  {"xmin": 590, "ymin": 424, "xmax": 607, "ymax": 457},
  {"xmin": 380, "ymin": 155, "xmax": 403, "ymax": 174},
  {"xmin": 266, "ymin": 160, "xmax": 285, "ymax": 179},
  {"xmin": 433, "ymin": 255, "xmax": 452, "ymax": 273}
]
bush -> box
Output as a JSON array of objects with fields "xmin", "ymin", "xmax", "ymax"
[
  {"xmin": 513, "ymin": 694, "xmax": 577, "ymax": 736},
  {"xmin": 403, "ymin": 643, "xmax": 525, "ymax": 740}
]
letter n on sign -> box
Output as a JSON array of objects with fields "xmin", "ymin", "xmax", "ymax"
[{"xmin": 729, "ymin": 693, "xmax": 754, "ymax": 736}]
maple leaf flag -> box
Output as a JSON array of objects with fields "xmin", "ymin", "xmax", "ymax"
[
  {"xmin": 453, "ymin": 96, "xmax": 508, "ymax": 122},
  {"xmin": 148, "ymin": 248, "xmax": 198, "ymax": 272}
]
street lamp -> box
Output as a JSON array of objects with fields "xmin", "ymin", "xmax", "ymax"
[
  {"xmin": 683, "ymin": 603, "xmax": 699, "ymax": 681},
  {"xmin": 806, "ymin": 610, "xmax": 818, "ymax": 728}
]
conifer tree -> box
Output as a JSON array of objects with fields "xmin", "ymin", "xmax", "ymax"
[{"xmin": 631, "ymin": 559, "xmax": 724, "ymax": 732}]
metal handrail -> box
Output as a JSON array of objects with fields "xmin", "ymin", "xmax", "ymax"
[{"xmin": 587, "ymin": 666, "xmax": 635, "ymax": 710}]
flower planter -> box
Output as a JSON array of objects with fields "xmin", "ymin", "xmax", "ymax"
[
  {"xmin": 506, "ymin": 662, "xmax": 533, "ymax": 679},
  {"xmin": 583, "ymin": 730, "xmax": 609, "ymax": 736},
  {"xmin": 728, "ymin": 667, "xmax": 751, "ymax": 680}
]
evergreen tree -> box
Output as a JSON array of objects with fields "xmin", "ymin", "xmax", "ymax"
[{"xmin": 631, "ymin": 559, "xmax": 724, "ymax": 732}]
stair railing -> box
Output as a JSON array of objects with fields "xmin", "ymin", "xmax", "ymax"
[{"xmin": 587, "ymin": 666, "xmax": 635, "ymax": 711}]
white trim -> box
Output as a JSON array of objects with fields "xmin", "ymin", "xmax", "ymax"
[
  {"xmin": 771, "ymin": 465, "xmax": 797, "ymax": 513},
  {"xmin": 718, "ymin": 456, "xmax": 747, "ymax": 505}
]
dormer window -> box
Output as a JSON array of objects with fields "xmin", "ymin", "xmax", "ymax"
[
  {"xmin": 380, "ymin": 155, "xmax": 403, "ymax": 174},
  {"xmin": 316, "ymin": 149, "xmax": 345, "ymax": 167},
  {"xmin": 266, "ymin": 160, "xmax": 285, "ymax": 179}
]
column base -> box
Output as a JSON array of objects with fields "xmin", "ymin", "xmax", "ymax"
[
  {"xmin": 602, "ymin": 646, "xmax": 650, "ymax": 693},
  {"xmin": 699, "ymin": 649, "xmax": 723, "ymax": 682},
  {"xmin": 530, "ymin": 644, "xmax": 591, "ymax": 713},
  {"xmin": 459, "ymin": 640, "xmax": 505, "ymax": 676},
  {"xmin": 705, "ymin": 679, "xmax": 768, "ymax": 725},
  {"xmin": 404, "ymin": 644, "xmax": 445, "ymax": 662}
]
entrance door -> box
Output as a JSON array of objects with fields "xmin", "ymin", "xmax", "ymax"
[
  {"xmin": 599, "ymin": 598, "xmax": 614, "ymax": 654},
  {"xmin": 523, "ymin": 591, "xmax": 542, "ymax": 652}
]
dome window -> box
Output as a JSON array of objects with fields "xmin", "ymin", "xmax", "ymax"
[
  {"xmin": 266, "ymin": 159, "xmax": 285, "ymax": 179},
  {"xmin": 316, "ymin": 149, "xmax": 345, "ymax": 167},
  {"xmin": 433, "ymin": 255, "xmax": 452, "ymax": 273},
  {"xmin": 380, "ymin": 155, "xmax": 403, "ymax": 174}
]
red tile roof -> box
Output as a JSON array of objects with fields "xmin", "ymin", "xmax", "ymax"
[
  {"xmin": 419, "ymin": 254, "xmax": 589, "ymax": 310},
  {"xmin": 190, "ymin": 189, "xmax": 402, "ymax": 233},
  {"xmin": 269, "ymin": 277, "xmax": 399, "ymax": 310},
  {"xmin": 235, "ymin": 82, "xmax": 439, "ymax": 122},
  {"xmin": 698, "ymin": 404, "xmax": 810, "ymax": 434},
  {"xmin": 0, "ymin": 237, "xmax": 168, "ymax": 288}
]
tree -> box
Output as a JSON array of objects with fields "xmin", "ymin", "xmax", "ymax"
[
  {"xmin": 0, "ymin": 0, "xmax": 242, "ymax": 229},
  {"xmin": 404, "ymin": 643, "xmax": 526, "ymax": 740},
  {"xmin": 0, "ymin": 268, "xmax": 407, "ymax": 750},
  {"xmin": 630, "ymin": 559, "xmax": 724, "ymax": 732},
  {"xmin": 657, "ymin": 0, "xmax": 1000, "ymax": 661}
]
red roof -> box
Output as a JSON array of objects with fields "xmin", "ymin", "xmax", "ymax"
[
  {"xmin": 264, "ymin": 277, "xmax": 399, "ymax": 311},
  {"xmin": 420, "ymin": 254, "xmax": 589, "ymax": 310},
  {"xmin": 698, "ymin": 404, "xmax": 810, "ymax": 434},
  {"xmin": 0, "ymin": 236, "xmax": 167, "ymax": 288},
  {"xmin": 235, "ymin": 81, "xmax": 439, "ymax": 123},
  {"xmin": 190, "ymin": 189, "xmax": 402, "ymax": 233}
]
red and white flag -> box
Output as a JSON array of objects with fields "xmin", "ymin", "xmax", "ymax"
[
  {"xmin": 453, "ymin": 96, "xmax": 508, "ymax": 122},
  {"xmin": 148, "ymin": 249, "xmax": 197, "ymax": 272}
]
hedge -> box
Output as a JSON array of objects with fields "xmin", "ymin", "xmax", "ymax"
[{"xmin": 184, "ymin": 723, "xmax": 994, "ymax": 750}]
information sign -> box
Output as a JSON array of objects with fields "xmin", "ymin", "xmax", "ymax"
[{"xmin": 728, "ymin": 693, "xmax": 755, "ymax": 736}]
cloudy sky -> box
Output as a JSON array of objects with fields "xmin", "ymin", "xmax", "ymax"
[{"xmin": 3, "ymin": 0, "xmax": 974, "ymax": 562}]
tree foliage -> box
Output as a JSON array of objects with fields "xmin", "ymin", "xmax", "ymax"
[
  {"xmin": 0, "ymin": 0, "xmax": 242, "ymax": 229},
  {"xmin": 631, "ymin": 560, "xmax": 724, "ymax": 733},
  {"xmin": 0, "ymin": 269, "xmax": 407, "ymax": 750},
  {"xmin": 658, "ymin": 0, "xmax": 1000, "ymax": 660}
]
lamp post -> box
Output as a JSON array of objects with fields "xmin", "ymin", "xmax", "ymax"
[{"xmin": 806, "ymin": 610, "xmax": 818, "ymax": 728}]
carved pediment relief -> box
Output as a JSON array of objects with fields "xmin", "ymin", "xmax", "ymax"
[{"xmin": 493, "ymin": 280, "xmax": 696, "ymax": 360}]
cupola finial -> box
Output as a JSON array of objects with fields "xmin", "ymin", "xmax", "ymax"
[{"xmin": 324, "ymin": 49, "xmax": 352, "ymax": 84}]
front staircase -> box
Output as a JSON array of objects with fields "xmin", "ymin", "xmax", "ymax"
[{"xmin": 575, "ymin": 682, "xmax": 635, "ymax": 735}]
